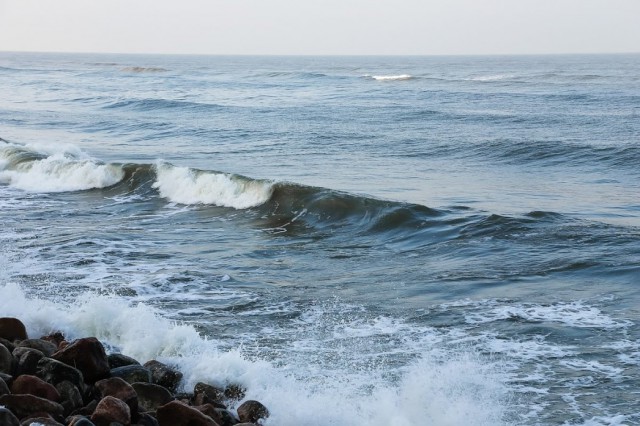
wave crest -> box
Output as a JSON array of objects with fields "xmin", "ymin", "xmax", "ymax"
[{"xmin": 369, "ymin": 74, "xmax": 413, "ymax": 81}]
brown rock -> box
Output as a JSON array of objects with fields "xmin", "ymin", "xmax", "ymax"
[
  {"xmin": 40, "ymin": 332, "xmax": 65, "ymax": 350},
  {"xmin": 0, "ymin": 394, "xmax": 64, "ymax": 420},
  {"xmin": 56, "ymin": 380, "xmax": 84, "ymax": 416},
  {"xmin": 0, "ymin": 406, "xmax": 20, "ymax": 426},
  {"xmin": 71, "ymin": 399, "xmax": 98, "ymax": 417},
  {"xmin": 107, "ymin": 353, "xmax": 140, "ymax": 369},
  {"xmin": 0, "ymin": 337, "xmax": 16, "ymax": 353},
  {"xmin": 137, "ymin": 412, "xmax": 160, "ymax": 426},
  {"xmin": 237, "ymin": 400, "xmax": 269, "ymax": 424},
  {"xmin": 0, "ymin": 343, "xmax": 15, "ymax": 375},
  {"xmin": 66, "ymin": 415, "xmax": 97, "ymax": 425},
  {"xmin": 36, "ymin": 357, "xmax": 84, "ymax": 390},
  {"xmin": 0, "ymin": 318, "xmax": 28, "ymax": 342},
  {"xmin": 52, "ymin": 338, "xmax": 110, "ymax": 384},
  {"xmin": 18, "ymin": 339, "xmax": 58, "ymax": 357},
  {"xmin": 14, "ymin": 348, "xmax": 45, "ymax": 376},
  {"xmin": 193, "ymin": 404, "xmax": 236, "ymax": 426},
  {"xmin": 143, "ymin": 360, "xmax": 183, "ymax": 392},
  {"xmin": 193, "ymin": 382, "xmax": 225, "ymax": 407},
  {"xmin": 11, "ymin": 374, "xmax": 61, "ymax": 402},
  {"xmin": 156, "ymin": 400, "xmax": 218, "ymax": 426},
  {"xmin": 224, "ymin": 384, "xmax": 246, "ymax": 401},
  {"xmin": 95, "ymin": 377, "xmax": 138, "ymax": 420},
  {"xmin": 90, "ymin": 395, "xmax": 131, "ymax": 426},
  {"xmin": 131, "ymin": 382, "xmax": 173, "ymax": 412},
  {"xmin": 110, "ymin": 365, "xmax": 151, "ymax": 384}
]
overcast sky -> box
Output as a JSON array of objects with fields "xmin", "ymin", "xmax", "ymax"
[{"xmin": 0, "ymin": 0, "xmax": 638, "ymax": 55}]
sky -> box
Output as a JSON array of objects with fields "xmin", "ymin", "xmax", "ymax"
[{"xmin": 0, "ymin": 0, "xmax": 639, "ymax": 56}]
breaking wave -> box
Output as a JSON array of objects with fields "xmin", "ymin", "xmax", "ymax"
[{"xmin": 368, "ymin": 74, "xmax": 413, "ymax": 81}]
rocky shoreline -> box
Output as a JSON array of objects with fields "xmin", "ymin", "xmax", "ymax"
[{"xmin": 0, "ymin": 317, "xmax": 269, "ymax": 426}]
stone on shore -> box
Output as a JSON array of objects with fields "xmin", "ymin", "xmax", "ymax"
[
  {"xmin": 0, "ymin": 406, "xmax": 20, "ymax": 426},
  {"xmin": 0, "ymin": 393, "xmax": 65, "ymax": 420},
  {"xmin": 36, "ymin": 357, "xmax": 85, "ymax": 390},
  {"xmin": 237, "ymin": 400, "xmax": 269, "ymax": 424},
  {"xmin": 52, "ymin": 338, "xmax": 110, "ymax": 384},
  {"xmin": 56, "ymin": 380, "xmax": 84, "ymax": 415},
  {"xmin": 66, "ymin": 415, "xmax": 97, "ymax": 426},
  {"xmin": 95, "ymin": 377, "xmax": 138, "ymax": 420},
  {"xmin": 107, "ymin": 353, "xmax": 140, "ymax": 369},
  {"xmin": 193, "ymin": 382, "xmax": 225, "ymax": 407},
  {"xmin": 19, "ymin": 417, "xmax": 65, "ymax": 425},
  {"xmin": 13, "ymin": 347, "xmax": 45, "ymax": 376},
  {"xmin": 156, "ymin": 400, "xmax": 219, "ymax": 426},
  {"xmin": 110, "ymin": 365, "xmax": 152, "ymax": 384},
  {"xmin": 90, "ymin": 395, "xmax": 131, "ymax": 426},
  {"xmin": 132, "ymin": 382, "xmax": 173, "ymax": 412},
  {"xmin": 18, "ymin": 339, "xmax": 58, "ymax": 357},
  {"xmin": 144, "ymin": 360, "xmax": 183, "ymax": 392},
  {"xmin": 11, "ymin": 374, "xmax": 62, "ymax": 402},
  {"xmin": 1, "ymin": 375, "xmax": 10, "ymax": 395},
  {"xmin": 0, "ymin": 343, "xmax": 14, "ymax": 375},
  {"xmin": 0, "ymin": 318, "xmax": 28, "ymax": 342}
]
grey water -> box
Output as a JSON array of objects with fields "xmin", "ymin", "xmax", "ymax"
[{"xmin": 1, "ymin": 52, "xmax": 639, "ymax": 425}]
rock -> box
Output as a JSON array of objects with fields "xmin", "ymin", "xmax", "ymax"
[
  {"xmin": 236, "ymin": 400, "xmax": 269, "ymax": 424},
  {"xmin": 56, "ymin": 381, "xmax": 84, "ymax": 416},
  {"xmin": 143, "ymin": 361, "xmax": 183, "ymax": 392},
  {"xmin": 66, "ymin": 415, "xmax": 96, "ymax": 426},
  {"xmin": 107, "ymin": 353, "xmax": 140, "ymax": 369},
  {"xmin": 95, "ymin": 377, "xmax": 138, "ymax": 421},
  {"xmin": 52, "ymin": 338, "xmax": 110, "ymax": 384},
  {"xmin": 0, "ymin": 318, "xmax": 28, "ymax": 342},
  {"xmin": 71, "ymin": 399, "xmax": 98, "ymax": 417},
  {"xmin": 0, "ymin": 343, "xmax": 15, "ymax": 375},
  {"xmin": 0, "ymin": 394, "xmax": 64, "ymax": 420},
  {"xmin": 40, "ymin": 332, "xmax": 65, "ymax": 350},
  {"xmin": 193, "ymin": 382, "xmax": 225, "ymax": 407},
  {"xmin": 18, "ymin": 339, "xmax": 58, "ymax": 357},
  {"xmin": 1, "ymin": 376, "xmax": 10, "ymax": 395},
  {"xmin": 1, "ymin": 372, "xmax": 14, "ymax": 387},
  {"xmin": 0, "ymin": 337, "xmax": 17, "ymax": 353},
  {"xmin": 15, "ymin": 348, "xmax": 44, "ymax": 376},
  {"xmin": 110, "ymin": 365, "xmax": 151, "ymax": 384},
  {"xmin": 90, "ymin": 396, "xmax": 131, "ymax": 426},
  {"xmin": 131, "ymin": 382, "xmax": 173, "ymax": 412},
  {"xmin": 0, "ymin": 407, "xmax": 20, "ymax": 426},
  {"xmin": 36, "ymin": 357, "xmax": 84, "ymax": 390},
  {"xmin": 11, "ymin": 374, "xmax": 61, "ymax": 402},
  {"xmin": 136, "ymin": 412, "xmax": 160, "ymax": 426},
  {"xmin": 193, "ymin": 404, "xmax": 237, "ymax": 426},
  {"xmin": 19, "ymin": 417, "xmax": 64, "ymax": 426},
  {"xmin": 224, "ymin": 384, "xmax": 246, "ymax": 401},
  {"xmin": 156, "ymin": 400, "xmax": 218, "ymax": 426}
]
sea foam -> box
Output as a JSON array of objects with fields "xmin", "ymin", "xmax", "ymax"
[
  {"xmin": 369, "ymin": 74, "xmax": 413, "ymax": 81},
  {"xmin": 153, "ymin": 162, "xmax": 273, "ymax": 209}
]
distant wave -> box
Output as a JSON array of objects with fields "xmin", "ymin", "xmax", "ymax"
[
  {"xmin": 103, "ymin": 98, "xmax": 224, "ymax": 112},
  {"xmin": 467, "ymin": 74, "xmax": 515, "ymax": 82},
  {"xmin": 121, "ymin": 66, "xmax": 168, "ymax": 73},
  {"xmin": 367, "ymin": 74, "xmax": 413, "ymax": 82}
]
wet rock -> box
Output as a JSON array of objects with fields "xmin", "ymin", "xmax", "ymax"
[
  {"xmin": 56, "ymin": 380, "xmax": 84, "ymax": 416},
  {"xmin": 107, "ymin": 353, "xmax": 140, "ymax": 369},
  {"xmin": 18, "ymin": 339, "xmax": 58, "ymax": 357},
  {"xmin": 71, "ymin": 399, "xmax": 98, "ymax": 417},
  {"xmin": 193, "ymin": 382, "xmax": 225, "ymax": 407},
  {"xmin": 37, "ymin": 357, "xmax": 84, "ymax": 390},
  {"xmin": 236, "ymin": 400, "xmax": 269, "ymax": 424},
  {"xmin": 224, "ymin": 384, "xmax": 246, "ymax": 401},
  {"xmin": 52, "ymin": 338, "xmax": 110, "ymax": 384},
  {"xmin": 1, "ymin": 372, "xmax": 14, "ymax": 387},
  {"xmin": 1, "ymin": 376, "xmax": 10, "ymax": 395},
  {"xmin": 19, "ymin": 417, "xmax": 64, "ymax": 426},
  {"xmin": 95, "ymin": 377, "xmax": 138, "ymax": 421},
  {"xmin": 66, "ymin": 415, "xmax": 96, "ymax": 426},
  {"xmin": 193, "ymin": 404, "xmax": 237, "ymax": 426},
  {"xmin": 0, "ymin": 406, "xmax": 20, "ymax": 426},
  {"xmin": 110, "ymin": 365, "xmax": 151, "ymax": 384},
  {"xmin": 15, "ymin": 348, "xmax": 45, "ymax": 376},
  {"xmin": 0, "ymin": 337, "xmax": 17, "ymax": 353},
  {"xmin": 0, "ymin": 318, "xmax": 28, "ymax": 342},
  {"xmin": 90, "ymin": 395, "xmax": 131, "ymax": 426},
  {"xmin": 0, "ymin": 394, "xmax": 64, "ymax": 420},
  {"xmin": 40, "ymin": 332, "xmax": 65, "ymax": 350},
  {"xmin": 131, "ymin": 382, "xmax": 173, "ymax": 412},
  {"xmin": 0, "ymin": 343, "xmax": 15, "ymax": 375},
  {"xmin": 156, "ymin": 400, "xmax": 218, "ymax": 426},
  {"xmin": 136, "ymin": 412, "xmax": 160, "ymax": 426},
  {"xmin": 11, "ymin": 374, "xmax": 61, "ymax": 402},
  {"xmin": 143, "ymin": 360, "xmax": 183, "ymax": 392}
]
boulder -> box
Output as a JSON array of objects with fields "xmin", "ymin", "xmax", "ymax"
[
  {"xmin": 0, "ymin": 394, "xmax": 64, "ymax": 420},
  {"xmin": 40, "ymin": 332, "xmax": 65, "ymax": 350},
  {"xmin": 56, "ymin": 381, "xmax": 84, "ymax": 416},
  {"xmin": 237, "ymin": 400, "xmax": 269, "ymax": 424},
  {"xmin": 0, "ymin": 343, "xmax": 15, "ymax": 375},
  {"xmin": 193, "ymin": 404, "xmax": 237, "ymax": 426},
  {"xmin": 90, "ymin": 396, "xmax": 131, "ymax": 426},
  {"xmin": 19, "ymin": 417, "xmax": 64, "ymax": 426},
  {"xmin": 1, "ymin": 372, "xmax": 14, "ymax": 387},
  {"xmin": 110, "ymin": 365, "xmax": 151, "ymax": 384},
  {"xmin": 0, "ymin": 407, "xmax": 20, "ymax": 426},
  {"xmin": 224, "ymin": 384, "xmax": 246, "ymax": 401},
  {"xmin": 52, "ymin": 338, "xmax": 110, "ymax": 384},
  {"xmin": 131, "ymin": 382, "xmax": 173, "ymax": 412},
  {"xmin": 11, "ymin": 374, "xmax": 61, "ymax": 402},
  {"xmin": 1, "ymin": 376, "xmax": 10, "ymax": 396},
  {"xmin": 66, "ymin": 415, "xmax": 97, "ymax": 426},
  {"xmin": 0, "ymin": 337, "xmax": 16, "ymax": 353},
  {"xmin": 18, "ymin": 339, "xmax": 58, "ymax": 357},
  {"xmin": 36, "ymin": 357, "xmax": 84, "ymax": 390},
  {"xmin": 14, "ymin": 347, "xmax": 45, "ymax": 376},
  {"xmin": 137, "ymin": 412, "xmax": 160, "ymax": 426},
  {"xmin": 143, "ymin": 360, "xmax": 183, "ymax": 392},
  {"xmin": 193, "ymin": 382, "xmax": 225, "ymax": 407},
  {"xmin": 95, "ymin": 377, "xmax": 138, "ymax": 420},
  {"xmin": 107, "ymin": 353, "xmax": 140, "ymax": 369},
  {"xmin": 156, "ymin": 400, "xmax": 218, "ymax": 426},
  {"xmin": 0, "ymin": 318, "xmax": 28, "ymax": 342},
  {"xmin": 71, "ymin": 399, "xmax": 98, "ymax": 417}
]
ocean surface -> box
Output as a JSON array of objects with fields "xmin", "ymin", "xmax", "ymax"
[{"xmin": 0, "ymin": 52, "xmax": 639, "ymax": 425}]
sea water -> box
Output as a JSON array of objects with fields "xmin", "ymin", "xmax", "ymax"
[{"xmin": 1, "ymin": 52, "xmax": 639, "ymax": 425}]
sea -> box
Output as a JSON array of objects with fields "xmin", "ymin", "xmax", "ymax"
[{"xmin": 0, "ymin": 52, "xmax": 639, "ymax": 425}]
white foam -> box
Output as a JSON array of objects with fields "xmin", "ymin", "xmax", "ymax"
[
  {"xmin": 0, "ymin": 283, "xmax": 511, "ymax": 426},
  {"xmin": 153, "ymin": 162, "xmax": 273, "ymax": 209},
  {"xmin": 468, "ymin": 74, "xmax": 515, "ymax": 82},
  {"xmin": 369, "ymin": 74, "xmax": 413, "ymax": 81}
]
